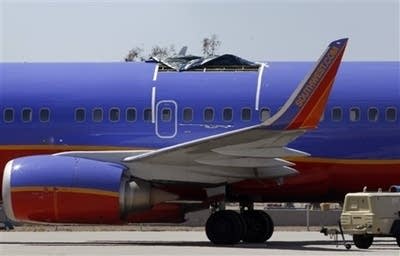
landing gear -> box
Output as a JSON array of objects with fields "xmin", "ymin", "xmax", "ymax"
[
  {"xmin": 205, "ymin": 202, "xmax": 274, "ymax": 245},
  {"xmin": 205, "ymin": 210, "xmax": 246, "ymax": 244},
  {"xmin": 241, "ymin": 210, "xmax": 274, "ymax": 243},
  {"xmin": 353, "ymin": 234, "xmax": 373, "ymax": 249}
]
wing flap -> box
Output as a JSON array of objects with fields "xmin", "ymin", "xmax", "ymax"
[
  {"xmin": 195, "ymin": 157, "xmax": 294, "ymax": 168},
  {"xmin": 128, "ymin": 162, "xmax": 297, "ymax": 184},
  {"xmin": 212, "ymin": 147, "xmax": 309, "ymax": 158}
]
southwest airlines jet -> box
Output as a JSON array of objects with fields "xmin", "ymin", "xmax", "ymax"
[{"xmin": 1, "ymin": 39, "xmax": 399, "ymax": 244}]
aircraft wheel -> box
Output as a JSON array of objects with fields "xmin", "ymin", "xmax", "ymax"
[
  {"xmin": 241, "ymin": 210, "xmax": 274, "ymax": 243},
  {"xmin": 205, "ymin": 210, "xmax": 246, "ymax": 245},
  {"xmin": 353, "ymin": 234, "xmax": 373, "ymax": 249},
  {"xmin": 396, "ymin": 236, "xmax": 400, "ymax": 247}
]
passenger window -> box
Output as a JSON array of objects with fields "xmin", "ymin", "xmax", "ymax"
[
  {"xmin": 368, "ymin": 107, "xmax": 379, "ymax": 122},
  {"xmin": 126, "ymin": 108, "xmax": 136, "ymax": 122},
  {"xmin": 331, "ymin": 107, "xmax": 342, "ymax": 121},
  {"xmin": 109, "ymin": 108, "xmax": 120, "ymax": 122},
  {"xmin": 241, "ymin": 108, "xmax": 251, "ymax": 121},
  {"xmin": 386, "ymin": 107, "xmax": 397, "ymax": 122},
  {"xmin": 223, "ymin": 108, "xmax": 233, "ymax": 121},
  {"xmin": 93, "ymin": 108, "xmax": 103, "ymax": 122},
  {"xmin": 22, "ymin": 108, "xmax": 32, "ymax": 122},
  {"xmin": 144, "ymin": 108, "xmax": 152, "ymax": 122},
  {"xmin": 75, "ymin": 108, "xmax": 85, "ymax": 122},
  {"xmin": 39, "ymin": 108, "xmax": 50, "ymax": 122},
  {"xmin": 260, "ymin": 108, "xmax": 271, "ymax": 121},
  {"xmin": 4, "ymin": 108, "xmax": 14, "ymax": 123},
  {"xmin": 161, "ymin": 108, "xmax": 171, "ymax": 122},
  {"xmin": 349, "ymin": 107, "xmax": 360, "ymax": 122},
  {"xmin": 204, "ymin": 108, "xmax": 214, "ymax": 122},
  {"xmin": 183, "ymin": 108, "xmax": 193, "ymax": 122}
]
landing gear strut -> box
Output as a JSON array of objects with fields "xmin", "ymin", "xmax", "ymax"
[{"xmin": 205, "ymin": 202, "xmax": 274, "ymax": 244}]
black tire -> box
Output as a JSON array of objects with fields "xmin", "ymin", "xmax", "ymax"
[
  {"xmin": 353, "ymin": 234, "xmax": 373, "ymax": 249},
  {"xmin": 263, "ymin": 211, "xmax": 274, "ymax": 241},
  {"xmin": 241, "ymin": 210, "xmax": 274, "ymax": 243},
  {"xmin": 205, "ymin": 210, "xmax": 245, "ymax": 245},
  {"xmin": 396, "ymin": 236, "xmax": 400, "ymax": 247}
]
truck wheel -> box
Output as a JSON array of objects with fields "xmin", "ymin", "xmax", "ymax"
[
  {"xmin": 396, "ymin": 236, "xmax": 400, "ymax": 247},
  {"xmin": 353, "ymin": 234, "xmax": 373, "ymax": 249}
]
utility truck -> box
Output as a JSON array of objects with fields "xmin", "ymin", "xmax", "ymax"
[{"xmin": 340, "ymin": 186, "xmax": 400, "ymax": 249}]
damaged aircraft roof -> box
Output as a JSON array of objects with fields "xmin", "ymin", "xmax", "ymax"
[{"xmin": 147, "ymin": 54, "xmax": 260, "ymax": 72}]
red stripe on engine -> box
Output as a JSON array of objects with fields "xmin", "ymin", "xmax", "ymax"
[{"xmin": 11, "ymin": 190, "xmax": 121, "ymax": 224}]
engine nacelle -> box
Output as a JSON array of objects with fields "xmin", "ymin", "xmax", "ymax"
[{"xmin": 2, "ymin": 155, "xmax": 177, "ymax": 224}]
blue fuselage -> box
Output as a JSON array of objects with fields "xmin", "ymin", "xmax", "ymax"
[{"xmin": 0, "ymin": 61, "xmax": 399, "ymax": 159}]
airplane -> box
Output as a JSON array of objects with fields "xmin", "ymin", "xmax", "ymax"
[{"xmin": 0, "ymin": 38, "xmax": 399, "ymax": 245}]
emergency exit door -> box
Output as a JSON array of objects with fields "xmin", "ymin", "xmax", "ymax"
[{"xmin": 156, "ymin": 100, "xmax": 177, "ymax": 138}]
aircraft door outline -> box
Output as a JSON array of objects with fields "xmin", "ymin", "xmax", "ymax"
[{"xmin": 155, "ymin": 100, "xmax": 177, "ymax": 139}]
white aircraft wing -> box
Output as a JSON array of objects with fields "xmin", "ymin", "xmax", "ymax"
[{"xmin": 122, "ymin": 127, "xmax": 305, "ymax": 184}]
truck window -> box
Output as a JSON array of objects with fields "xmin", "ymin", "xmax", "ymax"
[{"xmin": 346, "ymin": 197, "xmax": 369, "ymax": 211}]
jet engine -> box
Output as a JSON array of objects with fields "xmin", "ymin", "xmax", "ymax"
[{"xmin": 2, "ymin": 155, "xmax": 177, "ymax": 224}]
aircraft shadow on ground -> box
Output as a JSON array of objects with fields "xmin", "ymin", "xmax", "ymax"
[{"xmin": 0, "ymin": 239, "xmax": 397, "ymax": 252}]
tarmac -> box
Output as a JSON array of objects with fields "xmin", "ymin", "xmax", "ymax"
[{"xmin": 0, "ymin": 231, "xmax": 399, "ymax": 256}]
